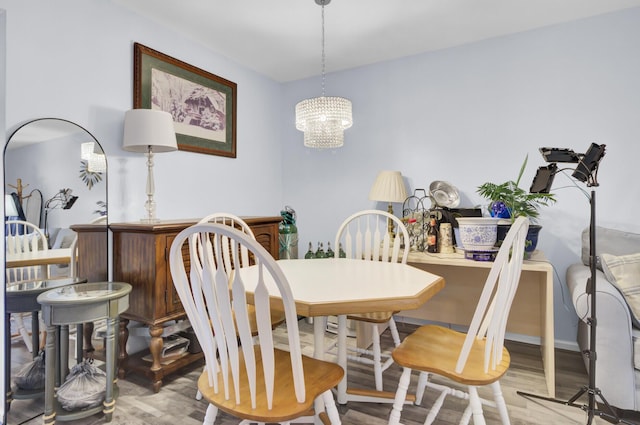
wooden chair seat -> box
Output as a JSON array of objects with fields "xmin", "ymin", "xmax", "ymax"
[
  {"xmin": 346, "ymin": 311, "xmax": 394, "ymax": 324},
  {"xmin": 392, "ymin": 325, "xmax": 510, "ymax": 386},
  {"xmin": 198, "ymin": 346, "xmax": 343, "ymax": 423}
]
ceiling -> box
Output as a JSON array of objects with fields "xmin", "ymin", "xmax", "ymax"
[{"xmin": 115, "ymin": 0, "xmax": 640, "ymax": 82}]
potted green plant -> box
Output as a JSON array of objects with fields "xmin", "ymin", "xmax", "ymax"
[{"xmin": 476, "ymin": 155, "xmax": 556, "ymax": 255}]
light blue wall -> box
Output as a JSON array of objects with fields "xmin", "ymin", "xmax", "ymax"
[
  {"xmin": 283, "ymin": 8, "xmax": 640, "ymax": 346},
  {"xmin": 1, "ymin": 0, "xmax": 639, "ymax": 348},
  {"xmin": 1, "ymin": 0, "xmax": 284, "ymax": 222}
]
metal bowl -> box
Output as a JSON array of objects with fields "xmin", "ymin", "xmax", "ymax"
[{"xmin": 429, "ymin": 180, "xmax": 460, "ymax": 208}]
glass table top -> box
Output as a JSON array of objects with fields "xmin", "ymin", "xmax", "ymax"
[
  {"xmin": 37, "ymin": 282, "xmax": 132, "ymax": 305},
  {"xmin": 6, "ymin": 277, "xmax": 85, "ymax": 295}
]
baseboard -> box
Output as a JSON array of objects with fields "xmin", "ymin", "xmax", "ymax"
[{"xmin": 395, "ymin": 315, "xmax": 581, "ymax": 352}]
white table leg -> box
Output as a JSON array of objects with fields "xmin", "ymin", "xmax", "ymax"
[
  {"xmin": 337, "ymin": 314, "xmax": 348, "ymax": 405},
  {"xmin": 313, "ymin": 317, "xmax": 325, "ymax": 359},
  {"xmin": 313, "ymin": 317, "xmax": 327, "ymax": 425}
]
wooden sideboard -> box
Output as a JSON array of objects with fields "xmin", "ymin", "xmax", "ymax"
[
  {"xmin": 110, "ymin": 216, "xmax": 281, "ymax": 392},
  {"xmin": 70, "ymin": 223, "xmax": 109, "ymax": 282}
]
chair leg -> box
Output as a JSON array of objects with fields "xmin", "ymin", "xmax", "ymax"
[
  {"xmin": 460, "ymin": 404, "xmax": 473, "ymax": 425},
  {"xmin": 371, "ymin": 323, "xmax": 384, "ymax": 391},
  {"xmin": 202, "ymin": 403, "xmax": 217, "ymax": 425},
  {"xmin": 467, "ymin": 386, "xmax": 486, "ymax": 425},
  {"xmin": 490, "ymin": 381, "xmax": 510, "ymax": 425},
  {"xmin": 415, "ymin": 371, "xmax": 429, "ymax": 405},
  {"xmin": 425, "ymin": 386, "xmax": 451, "ymax": 425},
  {"xmin": 14, "ymin": 314, "xmax": 33, "ymax": 353},
  {"xmin": 196, "ymin": 365, "xmax": 207, "ymax": 400},
  {"xmin": 388, "ymin": 367, "xmax": 412, "ymax": 425},
  {"xmin": 388, "ymin": 317, "xmax": 401, "ymax": 347},
  {"xmin": 322, "ymin": 389, "xmax": 341, "ymax": 424}
]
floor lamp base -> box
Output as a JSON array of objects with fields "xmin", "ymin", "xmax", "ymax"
[{"xmin": 517, "ymin": 388, "xmax": 636, "ymax": 425}]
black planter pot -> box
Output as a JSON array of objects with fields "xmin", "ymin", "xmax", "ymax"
[
  {"xmin": 497, "ymin": 224, "xmax": 511, "ymax": 245},
  {"xmin": 497, "ymin": 223, "xmax": 542, "ymax": 258}
]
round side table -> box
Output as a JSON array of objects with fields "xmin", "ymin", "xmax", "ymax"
[
  {"xmin": 37, "ymin": 281, "xmax": 132, "ymax": 425},
  {"xmin": 5, "ymin": 277, "xmax": 86, "ymax": 413}
]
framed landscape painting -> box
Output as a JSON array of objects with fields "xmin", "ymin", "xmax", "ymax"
[{"xmin": 133, "ymin": 42, "xmax": 237, "ymax": 158}]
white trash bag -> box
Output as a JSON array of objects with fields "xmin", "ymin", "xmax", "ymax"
[
  {"xmin": 14, "ymin": 350, "xmax": 46, "ymax": 390},
  {"xmin": 56, "ymin": 359, "xmax": 107, "ymax": 411}
]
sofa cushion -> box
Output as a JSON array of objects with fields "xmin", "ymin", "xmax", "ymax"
[
  {"xmin": 582, "ymin": 227, "xmax": 640, "ymax": 269},
  {"xmin": 601, "ymin": 252, "xmax": 640, "ymax": 327}
]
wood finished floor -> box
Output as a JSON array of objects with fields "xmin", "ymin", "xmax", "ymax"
[{"xmin": 6, "ymin": 319, "xmax": 633, "ymax": 425}]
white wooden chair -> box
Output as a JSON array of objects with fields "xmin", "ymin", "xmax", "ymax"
[
  {"xmin": 170, "ymin": 223, "xmax": 343, "ymax": 424},
  {"xmin": 5, "ymin": 219, "xmax": 49, "ymax": 352},
  {"xmin": 329, "ymin": 209, "xmax": 409, "ymax": 393},
  {"xmin": 388, "ymin": 216, "xmax": 530, "ymax": 425},
  {"xmin": 192, "ymin": 213, "xmax": 286, "ymax": 401}
]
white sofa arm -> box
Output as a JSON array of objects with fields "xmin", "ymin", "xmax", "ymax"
[{"xmin": 566, "ymin": 263, "xmax": 637, "ymax": 410}]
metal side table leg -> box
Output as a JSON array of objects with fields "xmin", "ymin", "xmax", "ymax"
[
  {"xmin": 103, "ymin": 317, "xmax": 117, "ymax": 421},
  {"xmin": 43, "ymin": 323, "xmax": 58, "ymax": 425}
]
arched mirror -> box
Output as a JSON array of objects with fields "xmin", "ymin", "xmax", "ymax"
[{"xmin": 3, "ymin": 118, "xmax": 108, "ymax": 423}]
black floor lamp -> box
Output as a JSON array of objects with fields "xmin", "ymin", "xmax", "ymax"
[
  {"xmin": 43, "ymin": 188, "xmax": 78, "ymax": 245},
  {"xmin": 517, "ymin": 143, "xmax": 635, "ymax": 424}
]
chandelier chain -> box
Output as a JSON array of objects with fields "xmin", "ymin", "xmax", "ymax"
[
  {"xmin": 294, "ymin": 0, "xmax": 352, "ymax": 149},
  {"xmin": 321, "ymin": 3, "xmax": 326, "ymax": 97}
]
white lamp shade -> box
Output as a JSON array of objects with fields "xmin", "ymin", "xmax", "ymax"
[
  {"xmin": 122, "ymin": 109, "xmax": 178, "ymax": 153},
  {"xmin": 369, "ymin": 170, "xmax": 408, "ymax": 203}
]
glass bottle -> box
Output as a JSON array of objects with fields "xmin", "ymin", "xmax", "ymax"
[
  {"xmin": 315, "ymin": 241, "xmax": 326, "ymax": 259},
  {"xmin": 279, "ymin": 221, "xmax": 298, "ymax": 259},
  {"xmin": 338, "ymin": 242, "xmax": 347, "ymax": 258},
  {"xmin": 326, "ymin": 242, "xmax": 335, "ymax": 258},
  {"xmin": 426, "ymin": 216, "xmax": 439, "ymax": 253},
  {"xmin": 304, "ymin": 242, "xmax": 315, "ymax": 259}
]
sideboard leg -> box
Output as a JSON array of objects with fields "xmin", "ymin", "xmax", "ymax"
[
  {"xmin": 83, "ymin": 321, "xmax": 95, "ymax": 354},
  {"xmin": 149, "ymin": 324, "xmax": 164, "ymax": 392},
  {"xmin": 118, "ymin": 318, "xmax": 129, "ymax": 379}
]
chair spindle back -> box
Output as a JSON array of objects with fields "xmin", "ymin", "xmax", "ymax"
[
  {"xmin": 335, "ymin": 209, "xmax": 409, "ymax": 264},
  {"xmin": 5, "ymin": 219, "xmax": 49, "ymax": 282},
  {"xmin": 169, "ymin": 223, "xmax": 305, "ymax": 411},
  {"xmin": 456, "ymin": 216, "xmax": 529, "ymax": 374}
]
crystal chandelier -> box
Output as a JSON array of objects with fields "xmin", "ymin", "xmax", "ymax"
[{"xmin": 295, "ymin": 0, "xmax": 352, "ymax": 149}]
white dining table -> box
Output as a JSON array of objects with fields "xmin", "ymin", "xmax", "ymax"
[{"xmin": 239, "ymin": 258, "xmax": 445, "ymax": 407}]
